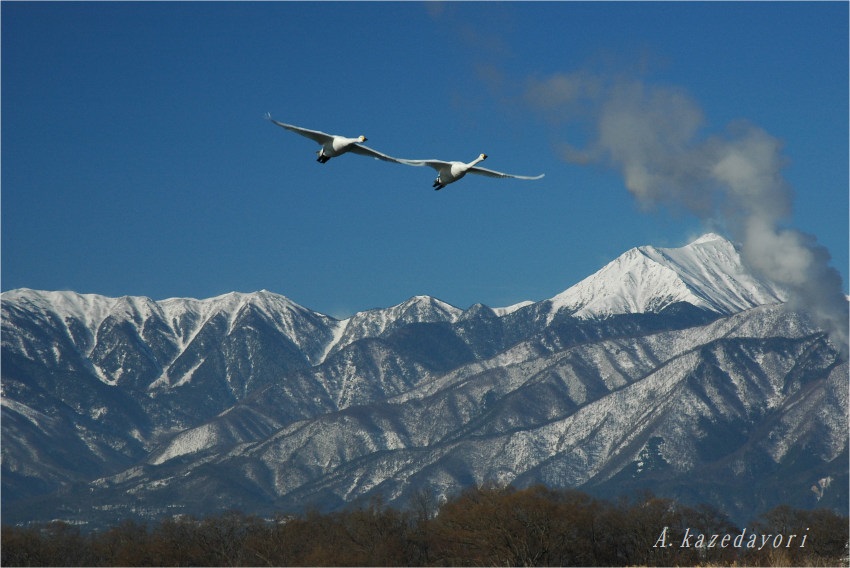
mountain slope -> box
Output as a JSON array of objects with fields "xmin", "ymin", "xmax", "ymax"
[
  {"xmin": 548, "ymin": 233, "xmax": 787, "ymax": 320},
  {"xmin": 8, "ymin": 306, "xmax": 840, "ymax": 528}
]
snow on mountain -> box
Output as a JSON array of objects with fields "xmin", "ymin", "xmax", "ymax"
[
  {"xmin": 492, "ymin": 300, "xmax": 535, "ymax": 316},
  {"xmin": 1, "ymin": 289, "xmax": 342, "ymax": 389},
  {"xmin": 325, "ymin": 295, "xmax": 463, "ymax": 357},
  {"xmin": 548, "ymin": 233, "xmax": 787, "ymax": 321},
  {"xmin": 1, "ymin": 289, "xmax": 116, "ymax": 333},
  {"xmin": 157, "ymin": 290, "xmax": 341, "ymax": 354}
]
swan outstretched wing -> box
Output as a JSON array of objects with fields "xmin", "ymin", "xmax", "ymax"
[
  {"xmin": 395, "ymin": 159, "xmax": 452, "ymax": 171},
  {"xmin": 265, "ymin": 114, "xmax": 333, "ymax": 145},
  {"xmin": 347, "ymin": 144, "xmax": 409, "ymax": 164},
  {"xmin": 468, "ymin": 166, "xmax": 545, "ymax": 180}
]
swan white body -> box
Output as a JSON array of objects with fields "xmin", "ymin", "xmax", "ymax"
[
  {"xmin": 266, "ymin": 114, "xmax": 401, "ymax": 164},
  {"xmin": 397, "ymin": 154, "xmax": 545, "ymax": 190}
]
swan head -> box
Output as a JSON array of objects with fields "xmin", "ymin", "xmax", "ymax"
[
  {"xmin": 358, "ymin": 135, "xmax": 368, "ymax": 143},
  {"xmin": 479, "ymin": 153, "xmax": 488, "ymax": 161}
]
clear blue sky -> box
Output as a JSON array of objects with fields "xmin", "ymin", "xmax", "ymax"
[{"xmin": 3, "ymin": 2, "xmax": 847, "ymax": 318}]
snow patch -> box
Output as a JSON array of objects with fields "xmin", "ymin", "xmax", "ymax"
[
  {"xmin": 150, "ymin": 423, "xmax": 219, "ymax": 465},
  {"xmin": 172, "ymin": 358, "xmax": 206, "ymax": 388},
  {"xmin": 493, "ymin": 300, "xmax": 534, "ymax": 316},
  {"xmin": 318, "ymin": 318, "xmax": 350, "ymax": 364},
  {"xmin": 1, "ymin": 398, "xmax": 53, "ymax": 430}
]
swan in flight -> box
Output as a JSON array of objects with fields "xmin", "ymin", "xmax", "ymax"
[
  {"xmin": 397, "ymin": 154, "xmax": 545, "ymax": 190},
  {"xmin": 265, "ymin": 113, "xmax": 401, "ymax": 164}
]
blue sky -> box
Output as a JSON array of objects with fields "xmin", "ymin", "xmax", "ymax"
[{"xmin": 3, "ymin": 2, "xmax": 847, "ymax": 318}]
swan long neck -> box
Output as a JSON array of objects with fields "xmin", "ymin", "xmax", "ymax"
[{"xmin": 468, "ymin": 154, "xmax": 487, "ymax": 168}]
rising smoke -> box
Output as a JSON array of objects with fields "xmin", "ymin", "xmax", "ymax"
[{"xmin": 525, "ymin": 72, "xmax": 849, "ymax": 358}]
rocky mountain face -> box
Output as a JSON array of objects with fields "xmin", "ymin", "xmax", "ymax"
[{"xmin": 2, "ymin": 234, "xmax": 846, "ymax": 528}]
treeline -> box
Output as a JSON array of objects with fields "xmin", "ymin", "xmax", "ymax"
[{"xmin": 2, "ymin": 485, "xmax": 848, "ymax": 567}]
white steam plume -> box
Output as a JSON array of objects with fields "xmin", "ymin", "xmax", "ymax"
[{"xmin": 526, "ymin": 72, "xmax": 848, "ymax": 357}]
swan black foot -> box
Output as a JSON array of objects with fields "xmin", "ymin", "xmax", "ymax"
[{"xmin": 317, "ymin": 155, "xmax": 330, "ymax": 164}]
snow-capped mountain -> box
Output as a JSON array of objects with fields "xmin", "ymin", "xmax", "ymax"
[
  {"xmin": 548, "ymin": 233, "xmax": 786, "ymax": 320},
  {"xmin": 2, "ymin": 234, "xmax": 845, "ymax": 529}
]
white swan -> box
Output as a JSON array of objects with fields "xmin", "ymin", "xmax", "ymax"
[
  {"xmin": 265, "ymin": 113, "xmax": 401, "ymax": 164},
  {"xmin": 396, "ymin": 154, "xmax": 545, "ymax": 190}
]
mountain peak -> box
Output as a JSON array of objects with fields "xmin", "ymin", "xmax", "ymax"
[
  {"xmin": 688, "ymin": 232, "xmax": 725, "ymax": 245},
  {"xmin": 549, "ymin": 233, "xmax": 786, "ymax": 320},
  {"xmin": 399, "ymin": 295, "xmax": 460, "ymax": 315}
]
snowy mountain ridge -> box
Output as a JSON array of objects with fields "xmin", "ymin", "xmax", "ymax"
[
  {"xmin": 0, "ymin": 234, "xmax": 791, "ymax": 397},
  {"xmin": 3, "ymin": 233, "xmax": 783, "ymax": 371}
]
